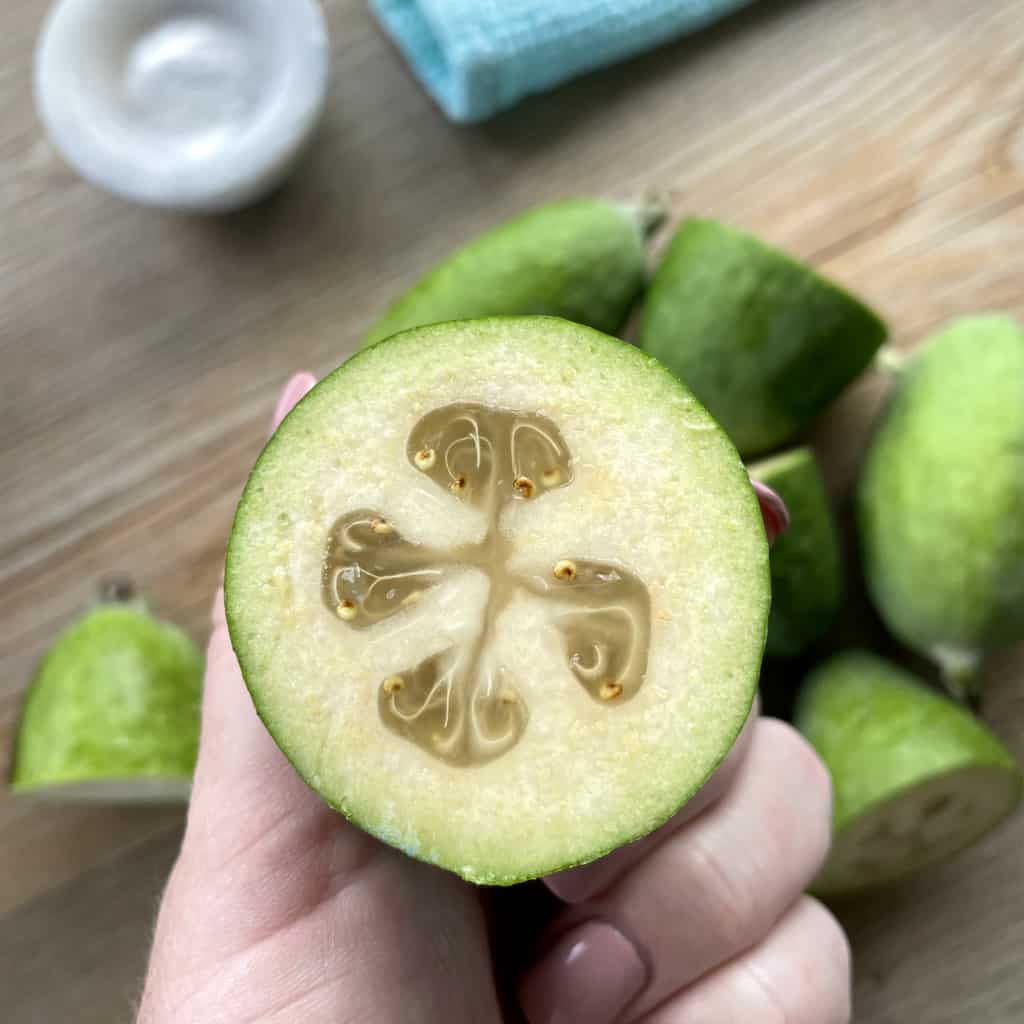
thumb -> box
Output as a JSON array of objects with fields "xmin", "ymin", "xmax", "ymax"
[{"xmin": 187, "ymin": 373, "xmax": 317, "ymax": 845}]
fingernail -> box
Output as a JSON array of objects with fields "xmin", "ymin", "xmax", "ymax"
[
  {"xmin": 751, "ymin": 478, "xmax": 790, "ymax": 545},
  {"xmin": 518, "ymin": 921, "xmax": 647, "ymax": 1024},
  {"xmin": 270, "ymin": 372, "xmax": 316, "ymax": 433}
]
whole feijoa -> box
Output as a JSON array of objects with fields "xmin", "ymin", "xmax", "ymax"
[
  {"xmin": 227, "ymin": 316, "xmax": 769, "ymax": 883},
  {"xmin": 749, "ymin": 447, "xmax": 842, "ymax": 657},
  {"xmin": 362, "ymin": 198, "xmax": 662, "ymax": 348},
  {"xmin": 796, "ymin": 651, "xmax": 1021, "ymax": 896},
  {"xmin": 639, "ymin": 218, "xmax": 887, "ymax": 456},
  {"xmin": 859, "ymin": 315, "xmax": 1024, "ymax": 698}
]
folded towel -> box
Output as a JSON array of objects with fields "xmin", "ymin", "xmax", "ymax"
[{"xmin": 370, "ymin": 0, "xmax": 755, "ymax": 123}]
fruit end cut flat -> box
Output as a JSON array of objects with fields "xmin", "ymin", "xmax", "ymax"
[
  {"xmin": 796, "ymin": 651, "xmax": 1022, "ymax": 897},
  {"xmin": 12, "ymin": 604, "xmax": 202, "ymax": 803}
]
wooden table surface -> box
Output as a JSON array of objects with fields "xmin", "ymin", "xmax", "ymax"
[{"xmin": 3, "ymin": 0, "xmax": 1023, "ymax": 1020}]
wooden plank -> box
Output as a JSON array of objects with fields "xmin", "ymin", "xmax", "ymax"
[
  {"xmin": 2, "ymin": 829, "xmax": 182, "ymax": 1024},
  {"xmin": 1, "ymin": 0, "xmax": 1022, "ymax": 1019}
]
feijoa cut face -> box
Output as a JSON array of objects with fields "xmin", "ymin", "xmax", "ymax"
[
  {"xmin": 12, "ymin": 597, "xmax": 202, "ymax": 803},
  {"xmin": 226, "ymin": 317, "xmax": 769, "ymax": 883},
  {"xmin": 796, "ymin": 651, "xmax": 1022, "ymax": 896}
]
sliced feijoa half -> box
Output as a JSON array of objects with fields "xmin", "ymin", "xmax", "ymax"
[
  {"xmin": 362, "ymin": 198, "xmax": 663, "ymax": 348},
  {"xmin": 749, "ymin": 447, "xmax": 842, "ymax": 658},
  {"xmin": 226, "ymin": 316, "xmax": 769, "ymax": 884},
  {"xmin": 12, "ymin": 585, "xmax": 202, "ymax": 802},
  {"xmin": 859, "ymin": 315, "xmax": 1024, "ymax": 700},
  {"xmin": 639, "ymin": 218, "xmax": 888, "ymax": 456},
  {"xmin": 796, "ymin": 651, "xmax": 1022, "ymax": 896}
]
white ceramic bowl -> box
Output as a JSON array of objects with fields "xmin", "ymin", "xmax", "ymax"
[{"xmin": 35, "ymin": 0, "xmax": 329, "ymax": 212}]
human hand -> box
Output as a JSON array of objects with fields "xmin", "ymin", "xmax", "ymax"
[{"xmin": 137, "ymin": 374, "xmax": 850, "ymax": 1024}]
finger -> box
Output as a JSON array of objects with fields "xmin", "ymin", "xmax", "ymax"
[
  {"xmin": 270, "ymin": 371, "xmax": 317, "ymax": 433},
  {"xmin": 545, "ymin": 696, "xmax": 761, "ymax": 904},
  {"xmin": 638, "ymin": 897, "xmax": 851, "ymax": 1024},
  {"xmin": 517, "ymin": 719, "xmax": 833, "ymax": 1024},
  {"xmin": 188, "ymin": 373, "xmax": 317, "ymax": 843},
  {"xmin": 750, "ymin": 478, "xmax": 789, "ymax": 545},
  {"xmin": 210, "ymin": 371, "xmax": 318, "ymax": 632}
]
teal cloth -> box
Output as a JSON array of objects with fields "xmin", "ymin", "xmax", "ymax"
[{"xmin": 370, "ymin": 0, "xmax": 755, "ymax": 123}]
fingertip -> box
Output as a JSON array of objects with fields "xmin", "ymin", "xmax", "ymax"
[
  {"xmin": 271, "ymin": 372, "xmax": 317, "ymax": 433},
  {"xmin": 750, "ymin": 478, "xmax": 790, "ymax": 545},
  {"xmin": 211, "ymin": 584, "xmax": 227, "ymax": 630}
]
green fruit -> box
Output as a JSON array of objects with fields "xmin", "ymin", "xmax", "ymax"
[
  {"xmin": 796, "ymin": 651, "xmax": 1021, "ymax": 896},
  {"xmin": 638, "ymin": 218, "xmax": 887, "ymax": 456},
  {"xmin": 749, "ymin": 447, "xmax": 842, "ymax": 657},
  {"xmin": 227, "ymin": 316, "xmax": 769, "ymax": 884},
  {"xmin": 859, "ymin": 316, "xmax": 1024, "ymax": 698},
  {"xmin": 12, "ymin": 592, "xmax": 202, "ymax": 802},
  {"xmin": 362, "ymin": 198, "xmax": 662, "ymax": 348}
]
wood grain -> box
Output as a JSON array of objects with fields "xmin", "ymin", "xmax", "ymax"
[{"xmin": 1, "ymin": 0, "xmax": 1022, "ymax": 1020}]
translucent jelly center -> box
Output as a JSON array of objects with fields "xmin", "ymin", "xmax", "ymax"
[{"xmin": 322, "ymin": 403, "xmax": 652, "ymax": 766}]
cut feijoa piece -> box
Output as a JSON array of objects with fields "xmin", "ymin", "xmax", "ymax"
[
  {"xmin": 227, "ymin": 316, "xmax": 769, "ymax": 883},
  {"xmin": 749, "ymin": 447, "xmax": 842, "ymax": 657},
  {"xmin": 362, "ymin": 198, "xmax": 663, "ymax": 348},
  {"xmin": 638, "ymin": 218, "xmax": 888, "ymax": 456},
  {"xmin": 12, "ymin": 584, "xmax": 202, "ymax": 802},
  {"xmin": 796, "ymin": 651, "xmax": 1022, "ymax": 896},
  {"xmin": 859, "ymin": 316, "xmax": 1024, "ymax": 699}
]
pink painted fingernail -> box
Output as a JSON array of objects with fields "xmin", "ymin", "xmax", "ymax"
[
  {"xmin": 518, "ymin": 921, "xmax": 647, "ymax": 1024},
  {"xmin": 271, "ymin": 372, "xmax": 316, "ymax": 433},
  {"xmin": 751, "ymin": 478, "xmax": 790, "ymax": 545}
]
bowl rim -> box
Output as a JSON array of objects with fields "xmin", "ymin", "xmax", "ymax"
[{"xmin": 34, "ymin": 0, "xmax": 330, "ymax": 212}]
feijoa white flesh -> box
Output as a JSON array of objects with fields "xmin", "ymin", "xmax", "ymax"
[
  {"xmin": 226, "ymin": 317, "xmax": 769, "ymax": 884},
  {"xmin": 12, "ymin": 601, "xmax": 202, "ymax": 802},
  {"xmin": 796, "ymin": 651, "xmax": 1022, "ymax": 896}
]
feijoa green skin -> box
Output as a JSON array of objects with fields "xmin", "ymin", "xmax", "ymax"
[
  {"xmin": 796, "ymin": 651, "xmax": 1022, "ymax": 895},
  {"xmin": 639, "ymin": 218, "xmax": 888, "ymax": 456},
  {"xmin": 362, "ymin": 199, "xmax": 661, "ymax": 348},
  {"xmin": 859, "ymin": 316, "xmax": 1024, "ymax": 699},
  {"xmin": 750, "ymin": 447, "xmax": 842, "ymax": 657},
  {"xmin": 12, "ymin": 602, "xmax": 202, "ymax": 801}
]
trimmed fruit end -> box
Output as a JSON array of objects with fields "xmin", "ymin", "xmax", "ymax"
[
  {"xmin": 797, "ymin": 651, "xmax": 1022, "ymax": 897},
  {"xmin": 11, "ymin": 603, "xmax": 202, "ymax": 803},
  {"xmin": 814, "ymin": 762, "xmax": 1021, "ymax": 897}
]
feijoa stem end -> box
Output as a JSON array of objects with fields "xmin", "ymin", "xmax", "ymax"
[
  {"xmin": 933, "ymin": 645, "xmax": 984, "ymax": 706},
  {"xmin": 875, "ymin": 345, "xmax": 910, "ymax": 377},
  {"xmin": 96, "ymin": 576, "xmax": 147, "ymax": 612},
  {"xmin": 621, "ymin": 193, "xmax": 669, "ymax": 240}
]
